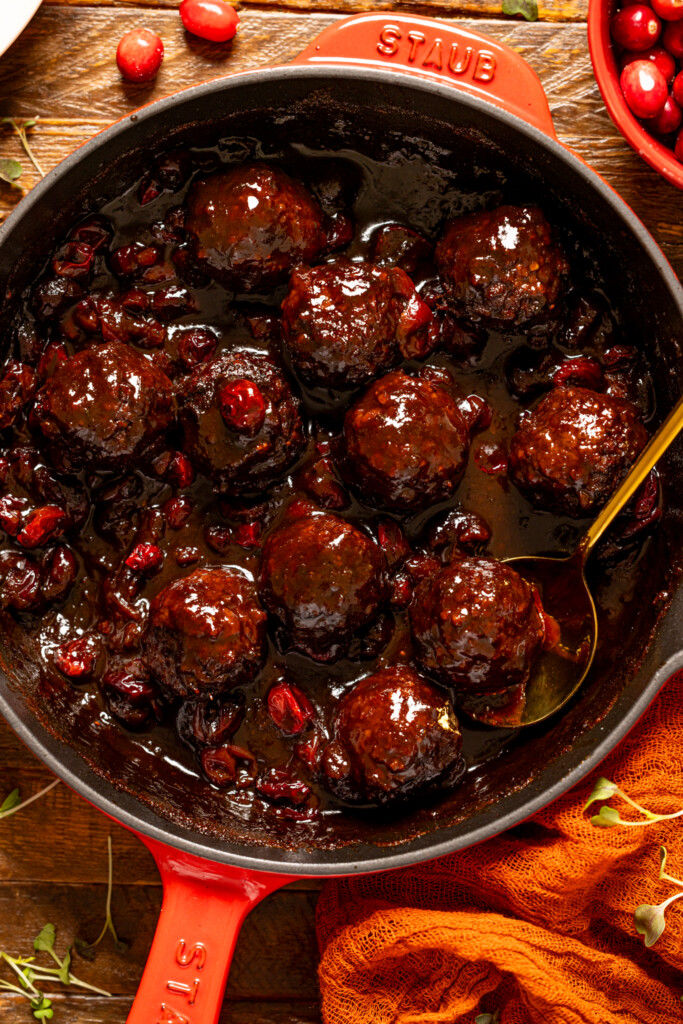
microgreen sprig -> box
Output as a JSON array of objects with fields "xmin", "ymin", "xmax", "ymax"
[
  {"xmin": 634, "ymin": 846, "xmax": 683, "ymax": 947},
  {"xmin": 0, "ymin": 924, "xmax": 111, "ymax": 1020},
  {"xmin": 475, "ymin": 1012, "xmax": 500, "ymax": 1024},
  {"xmin": 584, "ymin": 776, "xmax": 683, "ymax": 829},
  {"xmin": 0, "ymin": 117, "xmax": 44, "ymax": 190},
  {"xmin": 75, "ymin": 835, "xmax": 128, "ymax": 958},
  {"xmin": 0, "ymin": 779, "xmax": 60, "ymax": 821}
]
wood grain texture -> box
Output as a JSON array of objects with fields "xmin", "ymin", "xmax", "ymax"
[{"xmin": 2, "ymin": 997, "xmax": 321, "ymax": 1023}]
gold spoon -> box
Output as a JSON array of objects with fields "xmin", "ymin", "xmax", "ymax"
[{"xmin": 460, "ymin": 391, "xmax": 683, "ymax": 729}]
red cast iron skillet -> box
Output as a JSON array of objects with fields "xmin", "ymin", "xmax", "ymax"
[{"xmin": 1, "ymin": 14, "xmax": 683, "ymax": 1023}]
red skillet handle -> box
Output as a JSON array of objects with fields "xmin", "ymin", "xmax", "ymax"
[
  {"xmin": 293, "ymin": 13, "xmax": 557, "ymax": 140},
  {"xmin": 126, "ymin": 836, "xmax": 296, "ymax": 1024}
]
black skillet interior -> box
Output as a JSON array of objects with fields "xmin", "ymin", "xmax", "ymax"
[{"xmin": 1, "ymin": 68, "xmax": 683, "ymax": 873}]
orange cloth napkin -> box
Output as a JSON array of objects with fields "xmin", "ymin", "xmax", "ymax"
[{"xmin": 316, "ymin": 670, "xmax": 683, "ymax": 1023}]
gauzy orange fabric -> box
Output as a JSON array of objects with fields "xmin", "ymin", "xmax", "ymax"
[{"xmin": 316, "ymin": 670, "xmax": 683, "ymax": 1023}]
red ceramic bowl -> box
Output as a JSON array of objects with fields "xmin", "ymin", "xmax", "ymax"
[{"xmin": 588, "ymin": 0, "xmax": 683, "ymax": 189}]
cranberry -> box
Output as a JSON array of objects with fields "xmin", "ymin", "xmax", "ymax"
[
  {"xmin": 652, "ymin": 0, "xmax": 683, "ymax": 19},
  {"xmin": 395, "ymin": 288, "xmax": 435, "ymax": 358},
  {"xmin": 622, "ymin": 45, "xmax": 677, "ymax": 82},
  {"xmin": 474, "ymin": 442, "xmax": 509, "ymax": 475},
  {"xmin": 167, "ymin": 452, "xmax": 195, "ymax": 489},
  {"xmin": 324, "ymin": 213, "xmax": 354, "ymax": 251},
  {"xmin": 152, "ymin": 285, "xmax": 195, "ymax": 321},
  {"xmin": 552, "ymin": 356, "xmax": 605, "ymax": 390},
  {"xmin": 179, "ymin": 0, "xmax": 240, "ymax": 42},
  {"xmin": 42, "ymin": 545, "xmax": 77, "ymax": 601},
  {"xmin": 101, "ymin": 665, "xmax": 157, "ymax": 729},
  {"xmin": 267, "ymin": 682, "xmax": 315, "ymax": 736},
  {"xmin": 257, "ymin": 769, "xmax": 311, "ymax": 806},
  {"xmin": 138, "ymin": 178, "xmax": 162, "ymax": 206},
  {"xmin": 69, "ymin": 216, "xmax": 113, "ymax": 251},
  {"xmin": 611, "ymin": 5, "xmax": 661, "ymax": 48},
  {"xmin": 457, "ymin": 393, "xmax": 493, "ymax": 433},
  {"xmin": 371, "ymin": 223, "xmax": 432, "ymax": 272},
  {"xmin": 622, "ymin": 469, "xmax": 662, "ymax": 537},
  {"xmin": 202, "ymin": 744, "xmax": 256, "ymax": 789},
  {"xmin": 675, "ymin": 125, "xmax": 683, "ymax": 158},
  {"xmin": 176, "ymin": 327, "xmax": 218, "ymax": 370},
  {"xmin": 163, "ymin": 496, "xmax": 193, "ymax": 530},
  {"xmin": 37, "ymin": 341, "xmax": 68, "ymax": 381},
  {"xmin": 620, "ymin": 60, "xmax": 668, "ymax": 117},
  {"xmin": 649, "ymin": 92, "xmax": 683, "ymax": 131},
  {"xmin": 116, "ymin": 28, "xmax": 164, "ymax": 83},
  {"xmin": 244, "ymin": 312, "xmax": 280, "ymax": 341},
  {"xmin": 295, "ymin": 457, "xmax": 349, "ymax": 511},
  {"xmin": 663, "ymin": 17, "xmax": 683, "ymax": 53},
  {"xmin": 603, "ymin": 345, "xmax": 638, "ymax": 368},
  {"xmin": 0, "ymin": 552, "xmax": 42, "ymax": 611},
  {"xmin": 51, "ymin": 242, "xmax": 95, "ymax": 283},
  {"xmin": 180, "ymin": 697, "xmax": 244, "ymax": 747},
  {"xmin": 205, "ymin": 524, "xmax": 233, "ymax": 554},
  {"xmin": 125, "ymin": 542, "xmax": 164, "ymax": 573},
  {"xmin": 219, "ymin": 379, "xmax": 267, "ymax": 437},
  {"xmin": 17, "ymin": 506, "xmax": 66, "ymax": 549},
  {"xmin": 110, "ymin": 242, "xmax": 162, "ymax": 279},
  {"xmin": 673, "ymin": 69, "xmax": 683, "ymax": 104},
  {"xmin": 377, "ymin": 519, "xmax": 411, "ymax": 567},
  {"xmin": 295, "ymin": 733, "xmax": 323, "ymax": 772},
  {"xmin": 32, "ymin": 277, "xmax": 83, "ymax": 321},
  {"xmin": 55, "ymin": 635, "xmax": 99, "ymax": 679},
  {"xmin": 428, "ymin": 507, "xmax": 492, "ymax": 561},
  {"xmin": 175, "ymin": 546, "xmax": 201, "ymax": 566},
  {"xmin": 233, "ymin": 522, "xmax": 262, "ymax": 548},
  {"xmin": 0, "ymin": 362, "xmax": 37, "ymax": 429}
]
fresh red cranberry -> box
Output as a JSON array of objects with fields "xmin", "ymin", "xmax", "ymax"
[
  {"xmin": 675, "ymin": 125, "xmax": 683, "ymax": 157},
  {"xmin": 42, "ymin": 545, "xmax": 77, "ymax": 601},
  {"xmin": 176, "ymin": 327, "xmax": 218, "ymax": 371},
  {"xmin": 620, "ymin": 60, "xmax": 668, "ymax": 117},
  {"xmin": 474, "ymin": 442, "xmax": 509, "ymax": 475},
  {"xmin": 55, "ymin": 635, "xmax": 99, "ymax": 679},
  {"xmin": 175, "ymin": 546, "xmax": 201, "ymax": 566},
  {"xmin": 17, "ymin": 506, "xmax": 66, "ymax": 549},
  {"xmin": 167, "ymin": 452, "xmax": 195, "ymax": 489},
  {"xmin": 51, "ymin": 242, "xmax": 95, "ymax": 283},
  {"xmin": 205, "ymin": 525, "xmax": 233, "ymax": 553},
  {"xmin": 552, "ymin": 356, "xmax": 605, "ymax": 390},
  {"xmin": 125, "ymin": 543, "xmax": 164, "ymax": 573},
  {"xmin": 673, "ymin": 68, "xmax": 683, "ymax": 104},
  {"xmin": 649, "ymin": 92, "xmax": 683, "ymax": 131},
  {"xmin": 611, "ymin": 5, "xmax": 661, "ymax": 48},
  {"xmin": 116, "ymin": 28, "xmax": 164, "ymax": 83},
  {"xmin": 652, "ymin": 0, "xmax": 683, "ymax": 19},
  {"xmin": 257, "ymin": 769, "xmax": 311, "ymax": 806},
  {"xmin": 663, "ymin": 17, "xmax": 683, "ymax": 53},
  {"xmin": 179, "ymin": 0, "xmax": 239, "ymax": 42},
  {"xmin": 622, "ymin": 45, "xmax": 677, "ymax": 82},
  {"xmin": 233, "ymin": 522, "xmax": 262, "ymax": 548},
  {"xmin": 219, "ymin": 379, "xmax": 267, "ymax": 437},
  {"xmin": 163, "ymin": 496, "xmax": 193, "ymax": 530},
  {"xmin": 377, "ymin": 519, "xmax": 411, "ymax": 567},
  {"xmin": 37, "ymin": 341, "xmax": 68, "ymax": 381},
  {"xmin": 267, "ymin": 682, "xmax": 315, "ymax": 736}
]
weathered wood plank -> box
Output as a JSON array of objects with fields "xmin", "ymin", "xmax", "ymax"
[
  {"xmin": 1, "ymin": 996, "xmax": 321, "ymax": 1024},
  {"xmin": 0, "ymin": 883, "xmax": 321, "ymax": 998}
]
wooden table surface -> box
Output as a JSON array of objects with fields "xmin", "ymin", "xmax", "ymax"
[{"xmin": 1, "ymin": 0, "xmax": 683, "ymax": 1021}]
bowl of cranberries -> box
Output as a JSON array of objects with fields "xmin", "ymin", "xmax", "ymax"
[{"xmin": 588, "ymin": 0, "xmax": 683, "ymax": 187}]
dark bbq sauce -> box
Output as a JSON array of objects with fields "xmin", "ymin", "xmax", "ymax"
[{"xmin": 0, "ymin": 140, "xmax": 660, "ymax": 841}]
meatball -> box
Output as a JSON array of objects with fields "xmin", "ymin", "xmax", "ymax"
[
  {"xmin": 322, "ymin": 666, "xmax": 463, "ymax": 805},
  {"xmin": 184, "ymin": 162, "xmax": 326, "ymax": 293},
  {"xmin": 508, "ymin": 386, "xmax": 648, "ymax": 518},
  {"xmin": 435, "ymin": 205, "xmax": 569, "ymax": 327},
  {"xmin": 258, "ymin": 509, "xmax": 387, "ymax": 661},
  {"xmin": 142, "ymin": 566, "xmax": 267, "ymax": 699},
  {"xmin": 33, "ymin": 340, "xmax": 174, "ymax": 474},
  {"xmin": 343, "ymin": 370, "xmax": 469, "ymax": 512},
  {"xmin": 409, "ymin": 557, "xmax": 547, "ymax": 693},
  {"xmin": 281, "ymin": 259, "xmax": 433, "ymax": 389},
  {"xmin": 178, "ymin": 349, "xmax": 305, "ymax": 493}
]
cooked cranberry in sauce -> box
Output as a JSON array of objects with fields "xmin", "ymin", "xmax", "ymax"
[
  {"xmin": 409, "ymin": 557, "xmax": 548, "ymax": 694},
  {"xmin": 343, "ymin": 370, "xmax": 470, "ymax": 511},
  {"xmin": 322, "ymin": 666, "xmax": 463, "ymax": 805},
  {"xmin": 281, "ymin": 258, "xmax": 434, "ymax": 389},
  {"xmin": 184, "ymin": 162, "xmax": 326, "ymax": 293},
  {"xmin": 258, "ymin": 509, "xmax": 388, "ymax": 661},
  {"xmin": 435, "ymin": 205, "xmax": 569, "ymax": 327},
  {"xmin": 508, "ymin": 386, "xmax": 649, "ymax": 517}
]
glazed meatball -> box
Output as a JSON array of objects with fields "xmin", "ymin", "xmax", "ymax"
[
  {"xmin": 178, "ymin": 349, "xmax": 305, "ymax": 493},
  {"xmin": 258, "ymin": 509, "xmax": 388, "ymax": 661},
  {"xmin": 281, "ymin": 258, "xmax": 433, "ymax": 389},
  {"xmin": 142, "ymin": 566, "xmax": 267, "ymax": 699},
  {"xmin": 435, "ymin": 205, "xmax": 569, "ymax": 327},
  {"xmin": 508, "ymin": 386, "xmax": 648, "ymax": 518},
  {"xmin": 410, "ymin": 557, "xmax": 547, "ymax": 693},
  {"xmin": 32, "ymin": 340, "xmax": 174, "ymax": 474},
  {"xmin": 343, "ymin": 370, "xmax": 469, "ymax": 512},
  {"xmin": 184, "ymin": 162, "xmax": 326, "ymax": 293},
  {"xmin": 322, "ymin": 666, "xmax": 463, "ymax": 805}
]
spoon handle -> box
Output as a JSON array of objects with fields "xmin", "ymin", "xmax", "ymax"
[{"xmin": 582, "ymin": 391, "xmax": 683, "ymax": 556}]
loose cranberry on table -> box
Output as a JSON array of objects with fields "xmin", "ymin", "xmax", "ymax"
[
  {"xmin": 179, "ymin": 0, "xmax": 239, "ymax": 42},
  {"xmin": 116, "ymin": 28, "xmax": 164, "ymax": 83}
]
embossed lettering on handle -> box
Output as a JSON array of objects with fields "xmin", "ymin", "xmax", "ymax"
[{"xmin": 376, "ymin": 24, "xmax": 497, "ymax": 84}]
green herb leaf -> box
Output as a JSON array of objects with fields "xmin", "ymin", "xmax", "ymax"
[
  {"xmin": 0, "ymin": 158, "xmax": 22, "ymax": 187},
  {"xmin": 73, "ymin": 938, "xmax": 96, "ymax": 962},
  {"xmin": 57, "ymin": 946, "xmax": 71, "ymax": 985},
  {"xmin": 502, "ymin": 0, "xmax": 538, "ymax": 21},
  {"xmin": 33, "ymin": 926, "xmax": 55, "ymax": 955},
  {"xmin": 591, "ymin": 805, "xmax": 622, "ymax": 828},
  {"xmin": 0, "ymin": 789, "xmax": 20, "ymax": 815},
  {"xmin": 584, "ymin": 776, "xmax": 619, "ymax": 811},
  {"xmin": 475, "ymin": 1013, "xmax": 500, "ymax": 1024},
  {"xmin": 635, "ymin": 902, "xmax": 667, "ymax": 947}
]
